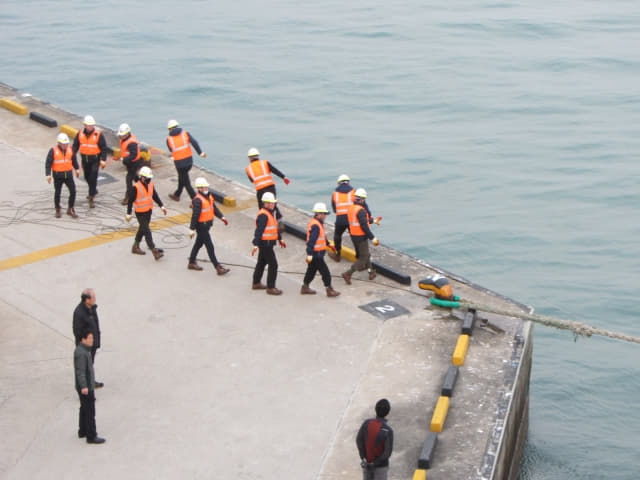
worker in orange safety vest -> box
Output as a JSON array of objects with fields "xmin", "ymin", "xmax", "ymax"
[
  {"xmin": 166, "ymin": 119, "xmax": 207, "ymax": 202},
  {"xmin": 342, "ymin": 188, "xmax": 379, "ymax": 285},
  {"xmin": 301, "ymin": 202, "xmax": 340, "ymax": 297},
  {"xmin": 45, "ymin": 132, "xmax": 80, "ymax": 218},
  {"xmin": 72, "ymin": 115, "xmax": 110, "ymax": 208},
  {"xmin": 245, "ymin": 147, "xmax": 290, "ymax": 220},
  {"xmin": 251, "ymin": 192, "xmax": 286, "ymax": 295},
  {"xmin": 116, "ymin": 123, "xmax": 141, "ymax": 205}
]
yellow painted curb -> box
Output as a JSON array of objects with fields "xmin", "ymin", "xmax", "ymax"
[
  {"xmin": 222, "ymin": 196, "xmax": 237, "ymax": 207},
  {"xmin": 412, "ymin": 468, "xmax": 427, "ymax": 480},
  {"xmin": 60, "ymin": 124, "xmax": 79, "ymax": 139},
  {"xmin": 430, "ymin": 396, "xmax": 450, "ymax": 433},
  {"xmin": 452, "ymin": 334, "xmax": 470, "ymax": 366},
  {"xmin": 0, "ymin": 97, "xmax": 28, "ymax": 115},
  {"xmin": 0, "ymin": 213, "xmax": 190, "ymax": 272},
  {"xmin": 328, "ymin": 241, "xmax": 356, "ymax": 262}
]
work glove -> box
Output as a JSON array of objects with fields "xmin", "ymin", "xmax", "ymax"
[
  {"xmin": 283, "ymin": 177, "xmax": 290, "ymax": 185},
  {"xmin": 328, "ymin": 244, "xmax": 337, "ymax": 254},
  {"xmin": 251, "ymin": 245, "xmax": 258, "ymax": 256},
  {"xmin": 278, "ymin": 240, "xmax": 287, "ymax": 248},
  {"xmin": 125, "ymin": 214, "xmax": 132, "ymax": 222},
  {"xmin": 221, "ymin": 217, "xmax": 229, "ymax": 226},
  {"xmin": 306, "ymin": 255, "xmax": 313, "ymax": 264},
  {"xmin": 201, "ymin": 152, "xmax": 207, "ymax": 158},
  {"xmin": 161, "ymin": 206, "xmax": 167, "ymax": 216},
  {"xmin": 74, "ymin": 169, "xmax": 80, "ymax": 178},
  {"xmin": 46, "ymin": 175, "xmax": 52, "ymax": 184},
  {"xmin": 372, "ymin": 237, "xmax": 380, "ymax": 246},
  {"xmin": 100, "ymin": 160, "xmax": 107, "ymax": 169},
  {"xmin": 373, "ymin": 216, "xmax": 382, "ymax": 225},
  {"xmin": 189, "ymin": 230, "xmax": 196, "ymax": 239}
]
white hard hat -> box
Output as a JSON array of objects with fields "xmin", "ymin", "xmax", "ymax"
[
  {"xmin": 313, "ymin": 202, "xmax": 329, "ymax": 213},
  {"xmin": 261, "ymin": 191, "xmax": 277, "ymax": 203},
  {"xmin": 118, "ymin": 123, "xmax": 131, "ymax": 136},
  {"xmin": 247, "ymin": 147, "xmax": 260, "ymax": 157},
  {"xmin": 56, "ymin": 133, "xmax": 70, "ymax": 144},
  {"xmin": 337, "ymin": 174, "xmax": 350, "ymax": 184},
  {"xmin": 138, "ymin": 166, "xmax": 153, "ymax": 178},
  {"xmin": 83, "ymin": 115, "xmax": 96, "ymax": 126},
  {"xmin": 195, "ymin": 177, "xmax": 209, "ymax": 188},
  {"xmin": 354, "ymin": 188, "xmax": 367, "ymax": 199},
  {"xmin": 167, "ymin": 119, "xmax": 179, "ymax": 129}
]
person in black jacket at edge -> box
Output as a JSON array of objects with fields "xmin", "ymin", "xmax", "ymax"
[
  {"xmin": 72, "ymin": 288, "xmax": 104, "ymax": 389},
  {"xmin": 356, "ymin": 399, "xmax": 394, "ymax": 480}
]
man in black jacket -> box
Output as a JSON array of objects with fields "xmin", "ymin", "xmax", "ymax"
[
  {"xmin": 72, "ymin": 288, "xmax": 103, "ymax": 388},
  {"xmin": 356, "ymin": 399, "xmax": 393, "ymax": 480},
  {"xmin": 74, "ymin": 329, "xmax": 105, "ymax": 444}
]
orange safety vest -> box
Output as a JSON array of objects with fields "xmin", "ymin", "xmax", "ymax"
[
  {"xmin": 348, "ymin": 203, "xmax": 369, "ymax": 236},
  {"xmin": 196, "ymin": 192, "xmax": 215, "ymax": 223},
  {"xmin": 332, "ymin": 189, "xmax": 354, "ymax": 216},
  {"xmin": 167, "ymin": 131, "xmax": 193, "ymax": 161},
  {"xmin": 78, "ymin": 129, "xmax": 102, "ymax": 155},
  {"xmin": 133, "ymin": 181, "xmax": 154, "ymax": 213},
  {"xmin": 120, "ymin": 134, "xmax": 140, "ymax": 162},
  {"xmin": 257, "ymin": 208, "xmax": 278, "ymax": 241},
  {"xmin": 306, "ymin": 217, "xmax": 327, "ymax": 252},
  {"xmin": 51, "ymin": 145, "xmax": 74, "ymax": 172},
  {"xmin": 245, "ymin": 159, "xmax": 275, "ymax": 190}
]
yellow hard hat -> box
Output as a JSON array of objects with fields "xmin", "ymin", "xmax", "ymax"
[{"xmin": 195, "ymin": 177, "xmax": 209, "ymax": 188}]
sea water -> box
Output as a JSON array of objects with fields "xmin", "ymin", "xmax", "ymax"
[{"xmin": 2, "ymin": 1, "xmax": 639, "ymax": 478}]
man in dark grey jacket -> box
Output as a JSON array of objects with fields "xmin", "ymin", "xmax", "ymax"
[
  {"xmin": 74, "ymin": 330, "xmax": 105, "ymax": 444},
  {"xmin": 356, "ymin": 399, "xmax": 393, "ymax": 480},
  {"xmin": 72, "ymin": 288, "xmax": 103, "ymax": 388}
]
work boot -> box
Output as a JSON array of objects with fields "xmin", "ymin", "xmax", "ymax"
[
  {"xmin": 368, "ymin": 269, "xmax": 377, "ymax": 281},
  {"xmin": 266, "ymin": 287, "xmax": 283, "ymax": 296},
  {"xmin": 88, "ymin": 196, "xmax": 95, "ymax": 208},
  {"xmin": 300, "ymin": 284, "xmax": 316, "ymax": 295},
  {"xmin": 131, "ymin": 243, "xmax": 146, "ymax": 255},
  {"xmin": 168, "ymin": 193, "xmax": 180, "ymax": 202},
  {"xmin": 328, "ymin": 251, "xmax": 340, "ymax": 262},
  {"xmin": 188, "ymin": 262, "xmax": 203, "ymax": 271},
  {"xmin": 120, "ymin": 195, "xmax": 128, "ymax": 206},
  {"xmin": 55, "ymin": 208, "xmax": 61, "ymax": 218},
  {"xmin": 152, "ymin": 248, "xmax": 164, "ymax": 260},
  {"xmin": 215, "ymin": 264, "xmax": 230, "ymax": 276},
  {"xmin": 252, "ymin": 283, "xmax": 267, "ymax": 290},
  {"xmin": 341, "ymin": 270, "xmax": 352, "ymax": 285},
  {"xmin": 326, "ymin": 286, "xmax": 340, "ymax": 297},
  {"xmin": 67, "ymin": 207, "xmax": 78, "ymax": 219}
]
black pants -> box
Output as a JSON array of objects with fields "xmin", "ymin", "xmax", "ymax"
[
  {"xmin": 189, "ymin": 223, "xmax": 219, "ymax": 266},
  {"xmin": 303, "ymin": 254, "xmax": 332, "ymax": 287},
  {"xmin": 53, "ymin": 173, "xmax": 76, "ymax": 209},
  {"xmin": 256, "ymin": 186, "xmax": 282, "ymax": 220},
  {"xmin": 351, "ymin": 236, "xmax": 371, "ymax": 272},
  {"xmin": 174, "ymin": 165, "xmax": 196, "ymax": 199},
  {"xmin": 77, "ymin": 390, "xmax": 97, "ymax": 439},
  {"xmin": 135, "ymin": 210, "xmax": 155, "ymax": 249},
  {"xmin": 81, "ymin": 155, "xmax": 100, "ymax": 197},
  {"xmin": 333, "ymin": 218, "xmax": 349, "ymax": 253},
  {"xmin": 125, "ymin": 165, "xmax": 140, "ymax": 198},
  {"xmin": 253, "ymin": 244, "xmax": 278, "ymax": 288}
]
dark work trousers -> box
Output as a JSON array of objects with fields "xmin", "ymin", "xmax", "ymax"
[
  {"xmin": 303, "ymin": 254, "xmax": 332, "ymax": 287},
  {"xmin": 174, "ymin": 165, "xmax": 196, "ymax": 199},
  {"xmin": 81, "ymin": 155, "xmax": 100, "ymax": 197},
  {"xmin": 253, "ymin": 244, "xmax": 278, "ymax": 288},
  {"xmin": 77, "ymin": 390, "xmax": 97, "ymax": 439},
  {"xmin": 53, "ymin": 172, "xmax": 76, "ymax": 209},
  {"xmin": 189, "ymin": 223, "xmax": 219, "ymax": 266},
  {"xmin": 333, "ymin": 216, "xmax": 349, "ymax": 254},
  {"xmin": 256, "ymin": 185, "xmax": 282, "ymax": 220},
  {"xmin": 125, "ymin": 163, "xmax": 141, "ymax": 199},
  {"xmin": 134, "ymin": 210, "xmax": 155, "ymax": 249},
  {"xmin": 351, "ymin": 236, "xmax": 371, "ymax": 271}
]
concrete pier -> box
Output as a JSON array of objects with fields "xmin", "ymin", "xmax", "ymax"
[{"xmin": 0, "ymin": 83, "xmax": 532, "ymax": 479}]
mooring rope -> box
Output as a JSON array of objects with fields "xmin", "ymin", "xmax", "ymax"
[{"xmin": 456, "ymin": 300, "xmax": 640, "ymax": 345}]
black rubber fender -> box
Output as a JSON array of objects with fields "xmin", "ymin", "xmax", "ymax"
[
  {"xmin": 441, "ymin": 365, "xmax": 459, "ymax": 397},
  {"xmin": 29, "ymin": 111, "xmax": 58, "ymax": 128},
  {"xmin": 372, "ymin": 261, "xmax": 411, "ymax": 285},
  {"xmin": 462, "ymin": 308, "xmax": 477, "ymax": 335},
  {"xmin": 417, "ymin": 432, "xmax": 438, "ymax": 469}
]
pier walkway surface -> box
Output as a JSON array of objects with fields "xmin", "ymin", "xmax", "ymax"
[{"xmin": 0, "ymin": 84, "xmax": 531, "ymax": 480}]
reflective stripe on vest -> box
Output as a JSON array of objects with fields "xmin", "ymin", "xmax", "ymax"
[
  {"xmin": 333, "ymin": 189, "xmax": 354, "ymax": 216},
  {"xmin": 245, "ymin": 160, "xmax": 275, "ymax": 190},
  {"xmin": 306, "ymin": 217, "xmax": 327, "ymax": 252},
  {"xmin": 365, "ymin": 419, "xmax": 385, "ymax": 463},
  {"xmin": 167, "ymin": 131, "xmax": 192, "ymax": 161},
  {"xmin": 78, "ymin": 129, "xmax": 101, "ymax": 155},
  {"xmin": 258, "ymin": 208, "xmax": 278, "ymax": 241},
  {"xmin": 347, "ymin": 204, "xmax": 367, "ymax": 236},
  {"xmin": 196, "ymin": 192, "xmax": 214, "ymax": 223},
  {"xmin": 120, "ymin": 134, "xmax": 140, "ymax": 162},
  {"xmin": 52, "ymin": 146, "xmax": 74, "ymax": 172},
  {"xmin": 133, "ymin": 181, "xmax": 154, "ymax": 213}
]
